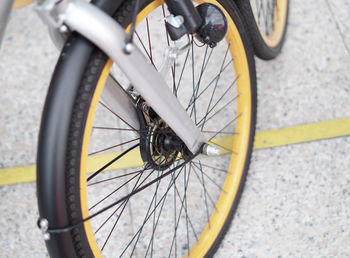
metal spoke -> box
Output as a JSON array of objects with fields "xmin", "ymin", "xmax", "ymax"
[
  {"xmin": 88, "ymin": 138, "xmax": 140, "ymax": 156},
  {"xmin": 184, "ymin": 165, "xmax": 191, "ymax": 255},
  {"xmin": 97, "ymin": 157, "xmax": 170, "ymax": 252},
  {"xmin": 191, "ymin": 162, "xmax": 226, "ymax": 193},
  {"xmin": 144, "ymin": 162, "xmax": 182, "ymax": 257},
  {"xmin": 190, "ymin": 161, "xmax": 219, "ymax": 212},
  {"xmin": 128, "ymin": 158, "xmax": 170, "ymax": 257},
  {"xmin": 208, "ymin": 140, "xmax": 238, "ymax": 155},
  {"xmin": 172, "ymin": 167, "xmax": 177, "ymax": 257},
  {"xmin": 197, "ymin": 92, "xmax": 239, "ymax": 128},
  {"xmin": 201, "ymin": 129, "xmax": 238, "ymax": 135},
  {"xmin": 188, "ymin": 45, "xmax": 212, "ymax": 115},
  {"xmin": 94, "ymin": 198, "xmax": 126, "ymax": 235},
  {"xmin": 191, "ymin": 161, "xmax": 231, "ymax": 175},
  {"xmin": 164, "ymin": 167, "xmax": 199, "ymax": 244},
  {"xmin": 100, "ymin": 167, "xmax": 146, "ymax": 251},
  {"xmin": 189, "ymin": 45, "xmax": 210, "ymax": 123},
  {"xmin": 120, "ymin": 162, "xmax": 187, "ymax": 256},
  {"xmin": 190, "ymin": 38, "xmax": 196, "ymax": 122},
  {"xmin": 146, "ymin": 17, "xmax": 153, "ymax": 64},
  {"xmin": 193, "ymin": 161, "xmax": 211, "ymax": 228},
  {"xmin": 129, "ymin": 154, "xmax": 168, "ymax": 256},
  {"xmin": 167, "ymin": 163, "xmax": 192, "ymax": 257},
  {"xmin": 175, "ymin": 47, "xmax": 191, "ymax": 95},
  {"xmin": 92, "ymin": 126, "xmax": 148, "ymax": 133},
  {"xmin": 186, "ymin": 57, "xmax": 235, "ymax": 110},
  {"xmin": 135, "ymin": 31, "xmax": 156, "ymax": 68},
  {"xmin": 147, "ymin": 170, "xmax": 162, "ymax": 258},
  {"xmin": 89, "ymin": 155, "xmax": 164, "ymax": 211},
  {"xmin": 101, "ymin": 200, "xmax": 128, "ymax": 251},
  {"xmin": 99, "ymin": 101, "xmax": 138, "ymax": 132},
  {"xmin": 95, "ymin": 171, "xmax": 144, "ymax": 235},
  {"xmin": 85, "ymin": 159, "xmax": 195, "ymax": 231},
  {"xmin": 88, "ymin": 167, "xmax": 154, "ymax": 187},
  {"xmin": 199, "ymin": 42, "xmax": 230, "ymax": 130},
  {"xmin": 209, "ymin": 114, "xmax": 242, "ymax": 142},
  {"xmin": 89, "ymin": 167, "xmax": 147, "ymax": 211},
  {"xmin": 87, "ymin": 143, "xmax": 139, "ymax": 182}
]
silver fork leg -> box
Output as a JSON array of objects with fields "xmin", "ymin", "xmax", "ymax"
[
  {"xmin": 0, "ymin": 0, "xmax": 14, "ymax": 48},
  {"xmin": 101, "ymin": 76, "xmax": 140, "ymax": 131},
  {"xmin": 37, "ymin": 0, "xmax": 207, "ymax": 154}
]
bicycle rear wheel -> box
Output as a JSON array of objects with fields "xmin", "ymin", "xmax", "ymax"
[
  {"xmin": 237, "ymin": 0, "xmax": 289, "ymax": 60},
  {"xmin": 37, "ymin": 0, "xmax": 256, "ymax": 257}
]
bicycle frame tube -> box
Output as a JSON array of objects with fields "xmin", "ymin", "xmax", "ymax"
[
  {"xmin": 35, "ymin": 0, "xmax": 207, "ymax": 154},
  {"xmin": 0, "ymin": 0, "xmax": 14, "ymax": 48}
]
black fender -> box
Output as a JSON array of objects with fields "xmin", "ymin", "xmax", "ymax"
[{"xmin": 36, "ymin": 0, "xmax": 123, "ymax": 257}]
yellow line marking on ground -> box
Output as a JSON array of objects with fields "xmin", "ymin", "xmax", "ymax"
[
  {"xmin": 254, "ymin": 117, "xmax": 350, "ymax": 149},
  {"xmin": 13, "ymin": 0, "xmax": 34, "ymax": 9},
  {"xmin": 0, "ymin": 118, "xmax": 349, "ymax": 186}
]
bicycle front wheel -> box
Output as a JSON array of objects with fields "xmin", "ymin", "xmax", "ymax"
[
  {"xmin": 37, "ymin": 0, "xmax": 256, "ymax": 257},
  {"xmin": 237, "ymin": 0, "xmax": 289, "ymax": 60}
]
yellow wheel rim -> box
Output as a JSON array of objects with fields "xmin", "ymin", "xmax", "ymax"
[
  {"xmin": 256, "ymin": 0, "xmax": 288, "ymax": 48},
  {"xmin": 79, "ymin": 0, "xmax": 252, "ymax": 256}
]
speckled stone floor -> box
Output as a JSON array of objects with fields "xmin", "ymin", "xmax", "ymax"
[{"xmin": 0, "ymin": 0, "xmax": 349, "ymax": 257}]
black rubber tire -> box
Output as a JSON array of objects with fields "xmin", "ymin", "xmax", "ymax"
[
  {"xmin": 236, "ymin": 0, "xmax": 289, "ymax": 60},
  {"xmin": 37, "ymin": 0, "xmax": 257, "ymax": 257}
]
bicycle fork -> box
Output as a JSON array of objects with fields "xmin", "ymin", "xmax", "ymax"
[{"xmin": 36, "ymin": 0, "xmax": 225, "ymax": 155}]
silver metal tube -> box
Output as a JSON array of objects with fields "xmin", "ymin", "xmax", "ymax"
[
  {"xmin": 0, "ymin": 0, "xmax": 14, "ymax": 48},
  {"xmin": 59, "ymin": 0, "xmax": 206, "ymax": 153}
]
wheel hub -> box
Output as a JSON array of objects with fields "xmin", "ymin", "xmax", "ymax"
[{"xmin": 137, "ymin": 101, "xmax": 192, "ymax": 170}]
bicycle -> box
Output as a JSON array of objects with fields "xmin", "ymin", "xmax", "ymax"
[{"xmin": 1, "ymin": 0, "xmax": 288, "ymax": 256}]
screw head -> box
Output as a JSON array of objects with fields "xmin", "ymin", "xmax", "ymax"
[
  {"xmin": 39, "ymin": 218, "xmax": 48, "ymax": 230},
  {"xmin": 59, "ymin": 25, "xmax": 69, "ymax": 34},
  {"xmin": 43, "ymin": 233, "xmax": 50, "ymax": 241},
  {"xmin": 124, "ymin": 43, "xmax": 134, "ymax": 54}
]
